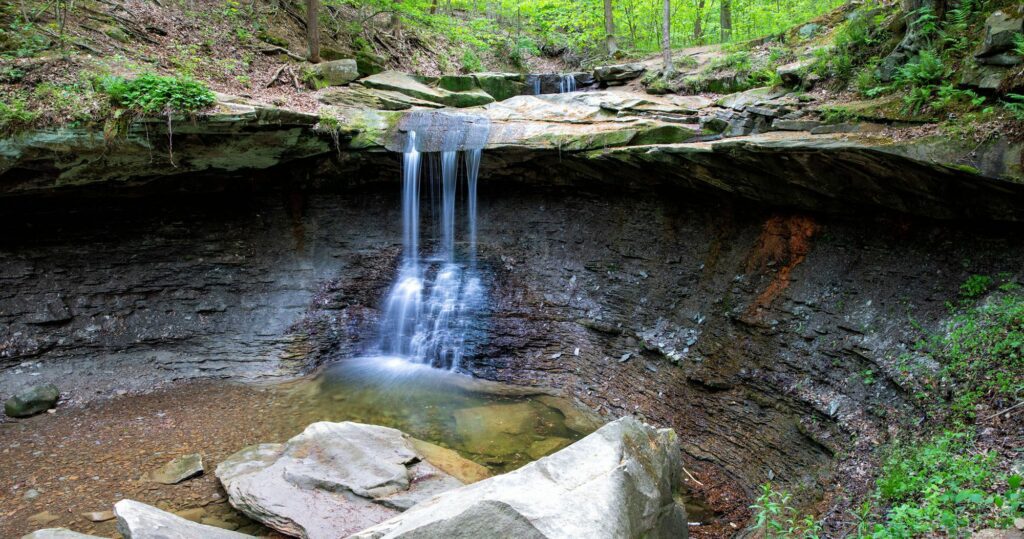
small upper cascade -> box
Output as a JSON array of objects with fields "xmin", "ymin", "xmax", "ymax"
[
  {"xmin": 558, "ymin": 74, "xmax": 577, "ymax": 93},
  {"xmin": 376, "ymin": 113, "xmax": 490, "ymax": 371}
]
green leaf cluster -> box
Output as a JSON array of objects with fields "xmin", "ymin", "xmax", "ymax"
[{"xmin": 96, "ymin": 73, "xmax": 216, "ymax": 115}]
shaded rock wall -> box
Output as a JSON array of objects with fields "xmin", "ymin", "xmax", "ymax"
[{"xmin": 2, "ymin": 163, "xmax": 1023, "ymax": 525}]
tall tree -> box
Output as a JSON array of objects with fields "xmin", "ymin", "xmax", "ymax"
[
  {"xmin": 662, "ymin": 0, "xmax": 672, "ymax": 77},
  {"xmin": 306, "ymin": 0, "xmax": 320, "ymax": 63},
  {"xmin": 603, "ymin": 0, "xmax": 619, "ymax": 55},
  {"xmin": 391, "ymin": 0, "xmax": 403, "ymax": 33},
  {"xmin": 693, "ymin": 0, "xmax": 705, "ymax": 43},
  {"xmin": 720, "ymin": 0, "xmax": 732, "ymax": 42}
]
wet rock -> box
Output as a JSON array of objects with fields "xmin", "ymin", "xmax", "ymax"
[
  {"xmin": 215, "ymin": 421, "xmax": 467, "ymax": 538},
  {"xmin": 142, "ymin": 453, "xmax": 203, "ymax": 484},
  {"xmin": 975, "ymin": 10, "xmax": 1024, "ymax": 58},
  {"xmin": 5, "ymin": 384, "xmax": 59, "ymax": 417},
  {"xmin": 407, "ymin": 437, "xmax": 491, "ymax": 483},
  {"xmin": 308, "ymin": 59, "xmax": 359, "ymax": 86},
  {"xmin": 593, "ymin": 63, "xmax": 645, "ymax": 83},
  {"xmin": 22, "ymin": 529, "xmax": 103, "ymax": 539},
  {"xmin": 526, "ymin": 437, "xmax": 572, "ymax": 459},
  {"xmin": 352, "ymin": 417, "xmax": 687, "ymax": 539},
  {"xmin": 535, "ymin": 395, "xmax": 604, "ymax": 434},
  {"xmin": 114, "ymin": 499, "xmax": 252, "ymax": 538}
]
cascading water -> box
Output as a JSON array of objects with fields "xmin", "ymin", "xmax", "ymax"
[
  {"xmin": 558, "ymin": 74, "xmax": 577, "ymax": 93},
  {"xmin": 375, "ymin": 116, "xmax": 488, "ymax": 371}
]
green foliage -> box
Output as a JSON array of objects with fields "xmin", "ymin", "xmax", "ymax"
[
  {"xmin": 960, "ymin": 274, "xmax": 993, "ymax": 298},
  {"xmin": 1015, "ymin": 34, "xmax": 1024, "ymax": 57},
  {"xmin": 892, "ymin": 50, "xmax": 946, "ymax": 114},
  {"xmin": 871, "ymin": 432, "xmax": 1022, "ymax": 537},
  {"xmin": 749, "ymin": 483, "xmax": 823, "ymax": 539},
  {"xmin": 1005, "ymin": 94, "xmax": 1024, "ymax": 121},
  {"xmin": 460, "ymin": 48, "xmax": 484, "ymax": 72},
  {"xmin": 820, "ymin": 105, "xmax": 856, "ymax": 124},
  {"xmin": 97, "ymin": 73, "xmax": 216, "ymax": 116},
  {"xmin": 301, "ymin": 68, "xmax": 330, "ymax": 90},
  {"xmin": 0, "ymin": 95, "xmax": 39, "ymax": 134}
]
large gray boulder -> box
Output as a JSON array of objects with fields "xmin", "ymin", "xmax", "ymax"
[
  {"xmin": 351, "ymin": 417, "xmax": 687, "ymax": 539},
  {"xmin": 975, "ymin": 10, "xmax": 1023, "ymax": 58},
  {"xmin": 216, "ymin": 422, "xmax": 474, "ymax": 539},
  {"xmin": 113, "ymin": 499, "xmax": 253, "ymax": 538},
  {"xmin": 309, "ymin": 59, "xmax": 360, "ymax": 86},
  {"xmin": 593, "ymin": 63, "xmax": 646, "ymax": 83},
  {"xmin": 5, "ymin": 384, "xmax": 59, "ymax": 418}
]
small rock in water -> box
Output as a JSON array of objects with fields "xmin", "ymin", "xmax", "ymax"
[
  {"xmin": 618, "ymin": 352, "xmax": 632, "ymax": 363},
  {"xmin": 5, "ymin": 384, "xmax": 60, "ymax": 418},
  {"xmin": 82, "ymin": 510, "xmax": 115, "ymax": 522},
  {"xmin": 143, "ymin": 453, "xmax": 204, "ymax": 484}
]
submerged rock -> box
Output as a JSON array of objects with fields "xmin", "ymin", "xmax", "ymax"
[
  {"xmin": 114, "ymin": 499, "xmax": 252, "ymax": 539},
  {"xmin": 5, "ymin": 384, "xmax": 59, "ymax": 418},
  {"xmin": 453, "ymin": 402, "xmax": 537, "ymax": 455},
  {"xmin": 21, "ymin": 529, "xmax": 103, "ymax": 539},
  {"xmin": 215, "ymin": 421, "xmax": 471, "ymax": 538},
  {"xmin": 142, "ymin": 453, "xmax": 204, "ymax": 484},
  {"xmin": 351, "ymin": 417, "xmax": 687, "ymax": 539}
]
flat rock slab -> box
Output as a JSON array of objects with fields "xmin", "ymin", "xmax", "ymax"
[
  {"xmin": 21, "ymin": 529, "xmax": 103, "ymax": 539},
  {"xmin": 352, "ymin": 417, "xmax": 687, "ymax": 539},
  {"xmin": 114, "ymin": 499, "xmax": 253, "ymax": 539},
  {"xmin": 142, "ymin": 453, "xmax": 203, "ymax": 484},
  {"xmin": 216, "ymin": 421, "xmax": 470, "ymax": 539}
]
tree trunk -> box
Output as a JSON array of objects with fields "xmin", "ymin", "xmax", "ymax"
[
  {"xmin": 693, "ymin": 0, "xmax": 704, "ymax": 43},
  {"xmin": 604, "ymin": 0, "xmax": 618, "ymax": 56},
  {"xmin": 391, "ymin": 0, "xmax": 402, "ymax": 33},
  {"xmin": 662, "ymin": 0, "xmax": 672, "ymax": 77},
  {"xmin": 430, "ymin": 0, "xmax": 438, "ymax": 15},
  {"xmin": 306, "ymin": 0, "xmax": 320, "ymax": 63},
  {"xmin": 719, "ymin": 0, "xmax": 731, "ymax": 42}
]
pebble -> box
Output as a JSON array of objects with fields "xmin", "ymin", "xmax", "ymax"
[
  {"xmin": 23, "ymin": 488, "xmax": 40, "ymax": 501},
  {"xmin": 618, "ymin": 352, "xmax": 631, "ymax": 363},
  {"xmin": 83, "ymin": 510, "xmax": 115, "ymax": 522}
]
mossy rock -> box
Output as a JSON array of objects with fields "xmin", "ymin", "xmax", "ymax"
[
  {"xmin": 473, "ymin": 73, "xmax": 527, "ymax": 101},
  {"xmin": 4, "ymin": 384, "xmax": 59, "ymax": 418},
  {"xmin": 438, "ymin": 75, "xmax": 479, "ymax": 92},
  {"xmin": 356, "ymin": 50, "xmax": 386, "ymax": 77}
]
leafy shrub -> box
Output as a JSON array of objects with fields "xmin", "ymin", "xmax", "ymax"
[
  {"xmin": 460, "ymin": 49, "xmax": 484, "ymax": 72},
  {"xmin": 749, "ymin": 483, "xmax": 823, "ymax": 538},
  {"xmin": 873, "ymin": 432, "xmax": 1022, "ymax": 536},
  {"xmin": 97, "ymin": 73, "xmax": 216, "ymax": 115},
  {"xmin": 1005, "ymin": 94, "xmax": 1024, "ymax": 121},
  {"xmin": 960, "ymin": 274, "xmax": 993, "ymax": 298},
  {"xmin": 0, "ymin": 95, "xmax": 39, "ymax": 134}
]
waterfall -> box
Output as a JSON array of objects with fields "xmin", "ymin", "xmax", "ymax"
[
  {"xmin": 376, "ymin": 118, "xmax": 487, "ymax": 371},
  {"xmin": 559, "ymin": 74, "xmax": 576, "ymax": 93}
]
